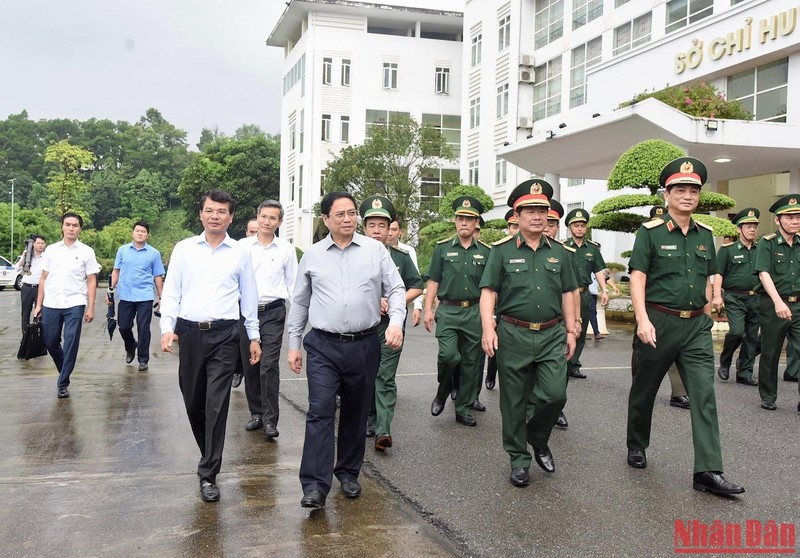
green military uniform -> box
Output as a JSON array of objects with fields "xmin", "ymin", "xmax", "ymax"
[
  {"xmin": 428, "ymin": 197, "xmax": 491, "ymax": 419},
  {"xmin": 753, "ymin": 194, "xmax": 800, "ymax": 410},
  {"xmin": 564, "ymin": 209, "xmax": 606, "ymax": 378},
  {"xmin": 717, "ymin": 208, "xmax": 761, "ymax": 383},
  {"xmin": 480, "ymin": 181, "xmax": 577, "ymax": 471},
  {"xmin": 627, "ymin": 157, "xmax": 724, "ymax": 475},
  {"xmin": 359, "ymin": 196, "xmax": 424, "ymax": 446}
]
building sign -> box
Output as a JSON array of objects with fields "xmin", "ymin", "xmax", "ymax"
[{"xmin": 674, "ymin": 7, "xmax": 797, "ymax": 74}]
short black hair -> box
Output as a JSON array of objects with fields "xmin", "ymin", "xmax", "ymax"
[
  {"xmin": 199, "ymin": 189, "xmax": 236, "ymax": 214},
  {"xmin": 133, "ymin": 220, "xmax": 150, "ymax": 233},
  {"xmin": 320, "ymin": 192, "xmax": 356, "ymax": 216},
  {"xmin": 62, "ymin": 212, "xmax": 83, "ymax": 227},
  {"xmin": 31, "ymin": 234, "xmax": 46, "ymax": 243}
]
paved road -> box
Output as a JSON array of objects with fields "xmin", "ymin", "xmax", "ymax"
[{"xmin": 1, "ymin": 288, "xmax": 797, "ymax": 557}]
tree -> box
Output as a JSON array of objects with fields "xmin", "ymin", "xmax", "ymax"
[
  {"xmin": 121, "ymin": 170, "xmax": 166, "ymax": 225},
  {"xmin": 44, "ymin": 140, "xmax": 95, "ymax": 217},
  {"xmin": 323, "ymin": 114, "xmax": 454, "ymax": 228}
]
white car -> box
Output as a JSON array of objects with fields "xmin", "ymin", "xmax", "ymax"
[{"xmin": 0, "ymin": 255, "xmax": 23, "ymax": 291}]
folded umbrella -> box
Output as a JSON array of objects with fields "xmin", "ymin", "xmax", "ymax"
[{"xmin": 106, "ymin": 290, "xmax": 117, "ymax": 340}]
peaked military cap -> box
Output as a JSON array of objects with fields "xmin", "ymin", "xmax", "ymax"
[
  {"xmin": 649, "ymin": 206, "xmax": 667, "ymax": 219},
  {"xmin": 452, "ymin": 196, "xmax": 484, "ymax": 218},
  {"xmin": 769, "ymin": 195, "xmax": 800, "ymax": 215},
  {"xmin": 659, "ymin": 156, "xmax": 708, "ymax": 189},
  {"xmin": 360, "ymin": 195, "xmax": 396, "ymax": 222},
  {"xmin": 732, "ymin": 207, "xmax": 760, "ymax": 225},
  {"xmin": 548, "ymin": 199, "xmax": 565, "ymax": 221},
  {"xmin": 504, "ymin": 208, "xmax": 518, "ymax": 224},
  {"xmin": 507, "ymin": 179, "xmax": 553, "ymax": 211},
  {"xmin": 565, "ymin": 207, "xmax": 589, "ymax": 226}
]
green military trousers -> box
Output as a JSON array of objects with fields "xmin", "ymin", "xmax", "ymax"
[
  {"xmin": 434, "ymin": 304, "xmax": 483, "ymax": 416},
  {"xmin": 628, "ymin": 309, "xmax": 723, "ymax": 474},
  {"xmin": 757, "ymin": 296, "xmax": 800, "ymax": 404},
  {"xmin": 719, "ymin": 293, "xmax": 760, "ymax": 380},
  {"xmin": 568, "ymin": 290, "xmax": 591, "ymax": 374},
  {"xmin": 368, "ymin": 320, "xmax": 404, "ymax": 436},
  {"xmin": 496, "ymin": 320, "xmax": 568, "ymax": 468}
]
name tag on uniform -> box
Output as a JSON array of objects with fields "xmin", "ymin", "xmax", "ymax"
[
  {"xmin": 661, "ymin": 245, "xmax": 677, "ymax": 250},
  {"xmin": 446, "ymin": 252, "xmax": 459, "ymax": 257},
  {"xmin": 733, "ymin": 255, "xmax": 744, "ymax": 259},
  {"xmin": 473, "ymin": 254, "xmax": 484, "ymax": 260},
  {"xmin": 776, "ymin": 252, "xmax": 785, "ymax": 257},
  {"xmin": 509, "ymin": 258, "xmax": 525, "ymax": 264}
]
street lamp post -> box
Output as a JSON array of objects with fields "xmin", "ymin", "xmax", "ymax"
[{"xmin": 9, "ymin": 178, "xmax": 14, "ymax": 261}]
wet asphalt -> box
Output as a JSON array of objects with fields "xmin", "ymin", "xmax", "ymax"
[{"xmin": 0, "ymin": 288, "xmax": 797, "ymax": 557}]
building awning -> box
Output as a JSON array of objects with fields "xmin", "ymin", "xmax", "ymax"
[{"xmin": 497, "ymin": 98, "xmax": 800, "ymax": 183}]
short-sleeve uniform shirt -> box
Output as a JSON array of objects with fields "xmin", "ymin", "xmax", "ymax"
[
  {"xmin": 427, "ymin": 236, "xmax": 491, "ymax": 300},
  {"xmin": 753, "ymin": 233, "xmax": 800, "ymax": 295},
  {"xmin": 717, "ymin": 240, "xmax": 759, "ymax": 292}
]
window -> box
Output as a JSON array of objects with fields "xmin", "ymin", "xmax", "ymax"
[
  {"xmin": 322, "ymin": 57, "xmax": 332, "ymax": 85},
  {"xmin": 341, "ymin": 59, "xmax": 351, "ymax": 86},
  {"xmin": 468, "ymin": 160, "xmax": 479, "ymax": 185},
  {"xmin": 567, "ymin": 178, "xmax": 585, "ymax": 187},
  {"xmin": 731, "ymin": 0, "xmax": 747, "ymax": 4},
  {"xmin": 566, "ymin": 201, "xmax": 584, "ymax": 213},
  {"xmin": 469, "ymin": 97, "xmax": 481, "ymax": 129},
  {"xmin": 496, "ymin": 83, "xmax": 509, "ymax": 118},
  {"xmin": 299, "ymin": 110, "xmax": 305, "ymax": 153},
  {"xmin": 533, "ymin": 56, "xmax": 562, "ymax": 120},
  {"xmin": 320, "ymin": 172, "xmax": 326, "ymax": 195},
  {"xmin": 471, "ymin": 33, "xmax": 482, "ymax": 67},
  {"xmin": 422, "ymin": 113, "xmax": 461, "ymax": 157},
  {"xmin": 382, "ymin": 62, "xmax": 398, "ymax": 89},
  {"xmin": 570, "ymin": 37, "xmax": 602, "ymax": 108},
  {"xmin": 534, "ymin": 0, "xmax": 564, "ymax": 48},
  {"xmin": 666, "ymin": 0, "xmax": 713, "ymax": 34},
  {"xmin": 728, "ymin": 58, "xmax": 788, "ymax": 122},
  {"xmin": 498, "ymin": 15, "xmax": 511, "ymax": 51},
  {"xmin": 282, "ymin": 54, "xmax": 306, "ymax": 95},
  {"xmin": 289, "ymin": 174, "xmax": 295, "ymax": 201},
  {"xmin": 298, "ymin": 166, "xmax": 304, "ymax": 208},
  {"xmin": 573, "ymin": 0, "xmax": 602, "ymax": 30},
  {"xmin": 321, "ymin": 114, "xmax": 331, "ymax": 141},
  {"xmin": 615, "ymin": 0, "xmax": 631, "ymax": 6},
  {"xmin": 435, "ymin": 67, "xmax": 450, "ymax": 94},
  {"xmin": 289, "ymin": 120, "xmax": 296, "ymax": 150},
  {"xmin": 495, "ymin": 159, "xmax": 508, "ymax": 187},
  {"xmin": 340, "ymin": 116, "xmax": 350, "ymax": 143},
  {"xmin": 365, "ymin": 109, "xmax": 411, "ymax": 136},
  {"xmin": 420, "ymin": 168, "xmax": 459, "ymax": 213},
  {"xmin": 613, "ymin": 12, "xmax": 652, "ymax": 56}
]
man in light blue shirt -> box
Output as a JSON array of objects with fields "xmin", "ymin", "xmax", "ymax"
[{"xmin": 109, "ymin": 221, "xmax": 165, "ymax": 371}]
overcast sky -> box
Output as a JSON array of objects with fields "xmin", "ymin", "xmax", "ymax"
[{"xmin": 0, "ymin": 0, "xmax": 288, "ymax": 149}]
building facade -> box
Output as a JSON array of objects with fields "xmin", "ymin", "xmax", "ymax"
[{"xmin": 268, "ymin": 0, "xmax": 464, "ymax": 248}]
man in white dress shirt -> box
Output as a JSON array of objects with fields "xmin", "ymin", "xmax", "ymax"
[
  {"xmin": 237, "ymin": 200, "xmax": 298, "ymax": 439},
  {"xmin": 388, "ymin": 220, "xmax": 422, "ymax": 327},
  {"xmin": 160, "ymin": 189, "xmax": 262, "ymax": 503},
  {"xmin": 20, "ymin": 234, "xmax": 46, "ymax": 333}
]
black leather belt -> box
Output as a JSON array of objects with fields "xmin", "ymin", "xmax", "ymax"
[
  {"xmin": 258, "ymin": 299, "xmax": 285, "ymax": 312},
  {"xmin": 727, "ymin": 290, "xmax": 757, "ymax": 296},
  {"xmin": 778, "ymin": 294, "xmax": 800, "ymax": 303},
  {"xmin": 314, "ymin": 327, "xmax": 377, "ymax": 341},
  {"xmin": 500, "ymin": 315, "xmax": 560, "ymax": 331},
  {"xmin": 439, "ymin": 298, "xmax": 479, "ymax": 308},
  {"xmin": 23, "ymin": 283, "xmax": 38, "ymax": 288},
  {"xmin": 177, "ymin": 318, "xmax": 238, "ymax": 331},
  {"xmin": 646, "ymin": 302, "xmax": 704, "ymax": 319}
]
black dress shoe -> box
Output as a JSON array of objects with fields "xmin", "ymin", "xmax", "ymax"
[
  {"xmin": 301, "ymin": 489, "xmax": 326, "ymax": 508},
  {"xmin": 692, "ymin": 472, "xmax": 745, "ymax": 495},
  {"xmin": 627, "ymin": 449, "xmax": 647, "ymax": 468},
  {"xmin": 200, "ymin": 480, "xmax": 220, "ymax": 502},
  {"xmin": 670, "ymin": 395, "xmax": 690, "ymax": 409},
  {"xmin": 569, "ymin": 370, "xmax": 587, "ymax": 379},
  {"xmin": 138, "ymin": 362, "xmax": 148, "ymax": 372},
  {"xmin": 509, "ymin": 467, "xmax": 530, "ymax": 487},
  {"xmin": 245, "ymin": 415, "xmax": 262, "ymax": 431},
  {"xmin": 470, "ymin": 399, "xmax": 486, "ymax": 412},
  {"xmin": 796, "ymin": 401, "xmax": 800, "ymax": 413},
  {"xmin": 263, "ymin": 423, "xmax": 279, "ymax": 438},
  {"xmin": 57, "ymin": 387, "xmax": 70, "ymax": 399},
  {"xmin": 784, "ymin": 372, "xmax": 799, "ymax": 383},
  {"xmin": 761, "ymin": 400, "xmax": 777, "ymax": 411},
  {"xmin": 533, "ymin": 446, "xmax": 555, "ymax": 473},
  {"xmin": 431, "ymin": 398, "xmax": 445, "ymax": 416},
  {"xmin": 126, "ymin": 350, "xmax": 136, "ymax": 364},
  {"xmin": 366, "ymin": 424, "xmax": 376, "ymax": 438},
  {"xmin": 735, "ymin": 376, "xmax": 757, "ymax": 386},
  {"xmin": 555, "ymin": 411, "xmax": 568, "ymax": 429},
  {"xmin": 340, "ymin": 477, "xmax": 361, "ymax": 498},
  {"xmin": 232, "ymin": 373, "xmax": 243, "ymax": 388},
  {"xmin": 717, "ymin": 365, "xmax": 730, "ymax": 380},
  {"xmin": 375, "ymin": 433, "xmax": 392, "ymax": 451},
  {"xmin": 485, "ymin": 378, "xmax": 496, "ymax": 390},
  {"xmin": 455, "ymin": 413, "xmax": 477, "ymax": 426},
  {"xmin": 450, "ymin": 389, "xmax": 457, "ymax": 400}
]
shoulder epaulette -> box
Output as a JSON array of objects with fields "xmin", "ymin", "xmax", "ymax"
[
  {"xmin": 436, "ymin": 236, "xmax": 453, "ymax": 244},
  {"xmin": 721, "ymin": 241, "xmax": 734, "ymax": 247},
  {"xmin": 562, "ymin": 244, "xmax": 577, "ymax": 253},
  {"xmin": 478, "ymin": 240, "xmax": 492, "ymax": 249},
  {"xmin": 696, "ymin": 221, "xmax": 714, "ymax": 232},
  {"xmin": 548, "ymin": 237, "xmax": 563, "ymax": 245},
  {"xmin": 587, "ymin": 239, "xmax": 601, "ymax": 247},
  {"xmin": 763, "ymin": 233, "xmax": 778, "ymax": 240},
  {"xmin": 388, "ymin": 244, "xmax": 408, "ymax": 255},
  {"xmin": 492, "ymin": 235, "xmax": 515, "ymax": 246},
  {"xmin": 643, "ymin": 218, "xmax": 664, "ymax": 229}
]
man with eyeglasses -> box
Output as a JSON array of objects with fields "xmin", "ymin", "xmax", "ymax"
[
  {"xmin": 160, "ymin": 189, "xmax": 261, "ymax": 503},
  {"xmin": 287, "ymin": 192, "xmax": 405, "ymax": 509}
]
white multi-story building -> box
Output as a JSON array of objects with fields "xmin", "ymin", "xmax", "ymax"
[
  {"xmin": 267, "ymin": 0, "xmax": 464, "ymax": 248},
  {"xmin": 467, "ymin": 0, "xmax": 800, "ymax": 265}
]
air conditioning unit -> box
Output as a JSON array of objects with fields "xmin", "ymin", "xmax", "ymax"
[
  {"xmin": 519, "ymin": 53, "xmax": 534, "ymax": 67},
  {"xmin": 517, "ymin": 117, "xmax": 533, "ymax": 129},
  {"xmin": 519, "ymin": 69, "xmax": 535, "ymax": 83}
]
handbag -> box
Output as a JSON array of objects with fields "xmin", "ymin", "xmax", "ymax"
[{"xmin": 17, "ymin": 318, "xmax": 48, "ymax": 360}]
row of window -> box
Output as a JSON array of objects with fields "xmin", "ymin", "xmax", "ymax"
[{"xmin": 322, "ymin": 57, "xmax": 453, "ymax": 95}]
